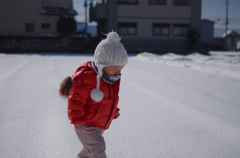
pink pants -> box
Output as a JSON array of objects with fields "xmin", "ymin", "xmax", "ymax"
[{"xmin": 75, "ymin": 125, "xmax": 107, "ymax": 158}]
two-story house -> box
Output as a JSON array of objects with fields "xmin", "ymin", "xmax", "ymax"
[
  {"xmin": 0, "ymin": 0, "xmax": 88, "ymax": 53},
  {"xmin": 90, "ymin": 0, "xmax": 201, "ymax": 53},
  {"xmin": 0, "ymin": 0, "xmax": 77, "ymax": 36}
]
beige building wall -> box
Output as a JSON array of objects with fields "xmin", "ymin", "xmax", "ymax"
[
  {"xmin": 118, "ymin": 0, "xmax": 191, "ymax": 38},
  {"xmin": 0, "ymin": 0, "xmax": 41, "ymax": 35},
  {"xmin": 38, "ymin": 16, "xmax": 60, "ymax": 34},
  {"xmin": 237, "ymin": 41, "xmax": 240, "ymax": 50},
  {"xmin": 0, "ymin": 0, "xmax": 73, "ymax": 36},
  {"xmin": 118, "ymin": 0, "xmax": 190, "ymax": 18},
  {"xmin": 90, "ymin": 0, "xmax": 201, "ymax": 51}
]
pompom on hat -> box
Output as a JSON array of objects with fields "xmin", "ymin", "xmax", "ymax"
[{"xmin": 90, "ymin": 31, "xmax": 128, "ymax": 102}]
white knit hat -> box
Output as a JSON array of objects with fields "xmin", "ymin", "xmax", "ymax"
[{"xmin": 90, "ymin": 31, "xmax": 128, "ymax": 102}]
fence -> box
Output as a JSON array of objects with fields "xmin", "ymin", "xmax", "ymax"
[{"xmin": 0, "ymin": 35, "xmax": 87, "ymax": 53}]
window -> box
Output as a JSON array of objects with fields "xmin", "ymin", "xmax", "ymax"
[
  {"xmin": 118, "ymin": 23, "xmax": 137, "ymax": 35},
  {"xmin": 153, "ymin": 23, "xmax": 170, "ymax": 36},
  {"xmin": 41, "ymin": 23, "xmax": 50, "ymax": 29},
  {"xmin": 149, "ymin": 0, "xmax": 166, "ymax": 5},
  {"xmin": 173, "ymin": 24, "xmax": 189, "ymax": 36},
  {"xmin": 25, "ymin": 23, "xmax": 34, "ymax": 32},
  {"xmin": 117, "ymin": 0, "xmax": 138, "ymax": 4},
  {"xmin": 173, "ymin": 0, "xmax": 190, "ymax": 6}
]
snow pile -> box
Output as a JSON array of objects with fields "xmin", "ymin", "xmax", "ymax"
[{"xmin": 137, "ymin": 51, "xmax": 240, "ymax": 79}]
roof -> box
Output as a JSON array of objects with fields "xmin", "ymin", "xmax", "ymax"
[
  {"xmin": 222, "ymin": 30, "xmax": 240, "ymax": 38},
  {"xmin": 201, "ymin": 19, "xmax": 215, "ymax": 23},
  {"xmin": 40, "ymin": 5, "xmax": 77, "ymax": 16}
]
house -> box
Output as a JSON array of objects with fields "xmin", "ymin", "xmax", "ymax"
[
  {"xmin": 90, "ymin": 0, "xmax": 202, "ymax": 53},
  {"xmin": 0, "ymin": 0, "xmax": 77, "ymax": 36},
  {"xmin": 222, "ymin": 30, "xmax": 239, "ymax": 51},
  {"xmin": 237, "ymin": 37, "xmax": 240, "ymax": 51},
  {"xmin": 0, "ymin": 0, "xmax": 88, "ymax": 52},
  {"xmin": 201, "ymin": 19, "xmax": 214, "ymax": 45}
]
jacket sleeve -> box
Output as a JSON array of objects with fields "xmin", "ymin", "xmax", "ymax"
[
  {"xmin": 67, "ymin": 71, "xmax": 93, "ymax": 124},
  {"xmin": 116, "ymin": 108, "xmax": 120, "ymax": 112},
  {"xmin": 113, "ymin": 108, "xmax": 120, "ymax": 119}
]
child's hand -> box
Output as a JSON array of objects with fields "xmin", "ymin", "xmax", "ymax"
[
  {"xmin": 114, "ymin": 112, "xmax": 120, "ymax": 119},
  {"xmin": 74, "ymin": 122, "xmax": 85, "ymax": 130}
]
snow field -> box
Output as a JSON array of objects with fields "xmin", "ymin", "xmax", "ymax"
[{"xmin": 0, "ymin": 52, "xmax": 240, "ymax": 158}]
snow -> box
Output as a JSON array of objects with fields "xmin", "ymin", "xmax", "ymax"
[
  {"xmin": 39, "ymin": 5, "xmax": 77, "ymax": 16},
  {"xmin": 0, "ymin": 52, "xmax": 240, "ymax": 158},
  {"xmin": 137, "ymin": 51, "xmax": 240, "ymax": 79},
  {"xmin": 222, "ymin": 30, "xmax": 240, "ymax": 38}
]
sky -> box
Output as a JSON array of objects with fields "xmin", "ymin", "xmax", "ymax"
[
  {"xmin": 201, "ymin": 0, "xmax": 240, "ymax": 29},
  {"xmin": 72, "ymin": 0, "xmax": 240, "ymax": 37}
]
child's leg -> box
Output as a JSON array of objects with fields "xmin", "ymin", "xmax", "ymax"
[
  {"xmin": 75, "ymin": 125, "xmax": 107, "ymax": 158},
  {"xmin": 77, "ymin": 148, "xmax": 88, "ymax": 158}
]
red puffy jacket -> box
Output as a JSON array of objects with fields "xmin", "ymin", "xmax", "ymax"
[{"xmin": 68, "ymin": 61, "xmax": 120, "ymax": 130}]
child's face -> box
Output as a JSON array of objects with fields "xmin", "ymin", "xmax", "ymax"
[{"xmin": 103, "ymin": 65, "xmax": 124, "ymax": 76}]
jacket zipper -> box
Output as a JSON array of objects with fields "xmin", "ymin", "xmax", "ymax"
[{"xmin": 107, "ymin": 84, "xmax": 111, "ymax": 98}]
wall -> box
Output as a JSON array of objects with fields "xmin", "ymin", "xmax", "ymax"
[
  {"xmin": 0, "ymin": 36, "xmax": 86, "ymax": 52},
  {"xmin": 237, "ymin": 41, "xmax": 240, "ymax": 50},
  {"xmin": 118, "ymin": 0, "xmax": 191, "ymax": 38},
  {"xmin": 190, "ymin": 0, "xmax": 201, "ymax": 31},
  {"xmin": 118, "ymin": 0, "xmax": 190, "ymax": 18},
  {"xmin": 201, "ymin": 20, "xmax": 214, "ymax": 45},
  {"xmin": 42, "ymin": 0, "xmax": 72, "ymax": 8},
  {"xmin": 107, "ymin": 0, "xmax": 118, "ymax": 32},
  {"xmin": 117, "ymin": 0, "xmax": 195, "ymax": 52},
  {"xmin": 0, "ymin": 0, "xmax": 41, "ymax": 35},
  {"xmin": 0, "ymin": 0, "xmax": 73, "ymax": 36},
  {"xmin": 90, "ymin": 0, "xmax": 202, "ymax": 53},
  {"xmin": 121, "ymin": 37, "xmax": 188, "ymax": 53}
]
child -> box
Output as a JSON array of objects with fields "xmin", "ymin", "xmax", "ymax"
[{"xmin": 59, "ymin": 31, "xmax": 128, "ymax": 158}]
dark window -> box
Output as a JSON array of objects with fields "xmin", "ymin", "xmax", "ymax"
[
  {"xmin": 153, "ymin": 23, "xmax": 170, "ymax": 36},
  {"xmin": 173, "ymin": 0, "xmax": 190, "ymax": 6},
  {"xmin": 118, "ymin": 23, "xmax": 137, "ymax": 35},
  {"xmin": 41, "ymin": 23, "xmax": 50, "ymax": 29},
  {"xmin": 149, "ymin": 0, "xmax": 166, "ymax": 5},
  {"xmin": 173, "ymin": 24, "xmax": 189, "ymax": 36},
  {"xmin": 117, "ymin": 0, "xmax": 138, "ymax": 4},
  {"xmin": 25, "ymin": 23, "xmax": 34, "ymax": 32}
]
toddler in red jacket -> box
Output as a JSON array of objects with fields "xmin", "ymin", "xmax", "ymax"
[{"xmin": 59, "ymin": 31, "xmax": 128, "ymax": 158}]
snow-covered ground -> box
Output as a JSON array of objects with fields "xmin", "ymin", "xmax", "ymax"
[
  {"xmin": 137, "ymin": 51, "xmax": 240, "ymax": 79},
  {"xmin": 0, "ymin": 51, "xmax": 240, "ymax": 158}
]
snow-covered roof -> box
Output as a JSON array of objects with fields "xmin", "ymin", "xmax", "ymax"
[
  {"xmin": 40, "ymin": 5, "xmax": 77, "ymax": 16},
  {"xmin": 222, "ymin": 30, "xmax": 240, "ymax": 38}
]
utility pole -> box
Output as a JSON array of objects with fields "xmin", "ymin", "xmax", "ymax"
[
  {"xmin": 84, "ymin": 0, "xmax": 88, "ymax": 35},
  {"xmin": 225, "ymin": 0, "xmax": 229, "ymax": 36}
]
